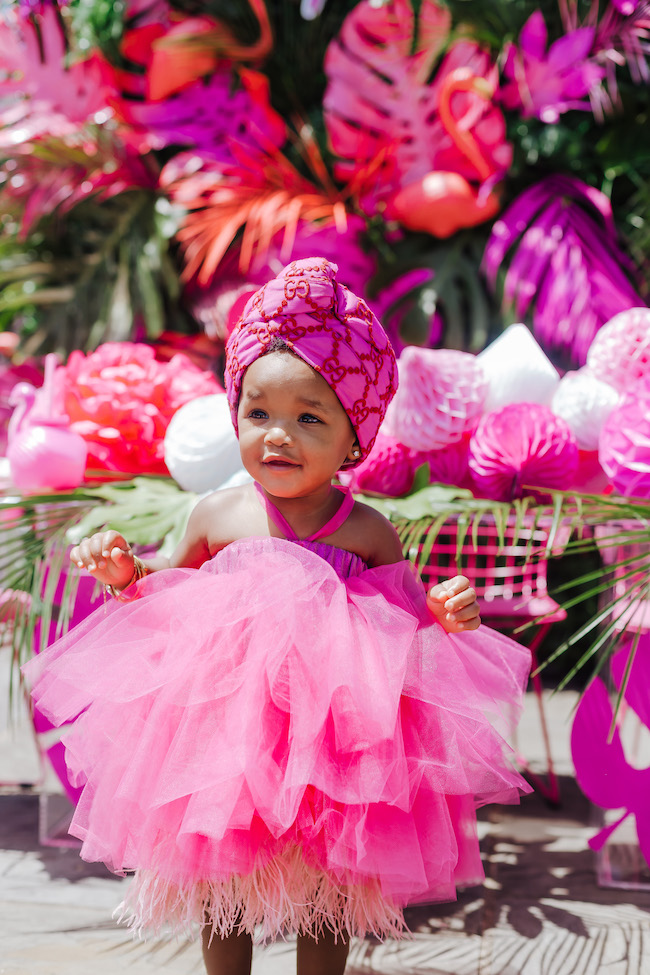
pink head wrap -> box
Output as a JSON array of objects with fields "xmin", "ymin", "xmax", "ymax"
[{"xmin": 225, "ymin": 257, "xmax": 397, "ymax": 464}]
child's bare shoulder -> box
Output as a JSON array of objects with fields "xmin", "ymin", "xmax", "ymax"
[
  {"xmin": 172, "ymin": 483, "xmax": 261, "ymax": 566},
  {"xmin": 346, "ymin": 499, "xmax": 404, "ymax": 568},
  {"xmin": 191, "ymin": 484, "xmax": 260, "ymax": 547}
]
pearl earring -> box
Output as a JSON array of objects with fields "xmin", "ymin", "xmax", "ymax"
[{"xmin": 352, "ymin": 448, "xmax": 360, "ymax": 458}]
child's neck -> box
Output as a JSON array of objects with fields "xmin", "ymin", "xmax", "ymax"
[{"xmin": 256, "ymin": 483, "xmax": 343, "ymax": 540}]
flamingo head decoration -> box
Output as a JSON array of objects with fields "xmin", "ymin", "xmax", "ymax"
[
  {"xmin": 385, "ymin": 68, "xmax": 504, "ymax": 238},
  {"xmin": 6, "ymin": 355, "xmax": 88, "ymax": 492}
]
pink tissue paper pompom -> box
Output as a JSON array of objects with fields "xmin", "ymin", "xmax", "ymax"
[
  {"xmin": 586, "ymin": 307, "xmax": 650, "ymax": 393},
  {"xmin": 468, "ymin": 402, "xmax": 579, "ymax": 501},
  {"xmin": 599, "ymin": 375, "xmax": 650, "ymax": 498},
  {"xmin": 340, "ymin": 432, "xmax": 470, "ymax": 497},
  {"xmin": 391, "ymin": 346, "xmax": 487, "ymax": 452}
]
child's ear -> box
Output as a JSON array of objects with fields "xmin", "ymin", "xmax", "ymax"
[{"xmin": 342, "ymin": 442, "xmax": 361, "ymax": 467}]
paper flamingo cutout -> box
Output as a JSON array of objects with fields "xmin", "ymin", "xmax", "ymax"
[
  {"xmin": 386, "ymin": 68, "xmax": 502, "ymax": 237},
  {"xmin": 7, "ymin": 353, "xmax": 87, "ymax": 492},
  {"xmin": 571, "ymin": 636, "xmax": 650, "ymax": 867}
]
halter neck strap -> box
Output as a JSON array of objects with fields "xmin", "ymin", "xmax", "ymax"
[{"xmin": 254, "ymin": 484, "xmax": 354, "ymax": 542}]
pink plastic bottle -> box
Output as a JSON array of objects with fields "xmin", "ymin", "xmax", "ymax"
[{"xmin": 7, "ymin": 354, "xmax": 87, "ymax": 492}]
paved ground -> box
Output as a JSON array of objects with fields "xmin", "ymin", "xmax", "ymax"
[{"xmin": 2, "ymin": 656, "xmax": 650, "ymax": 974}]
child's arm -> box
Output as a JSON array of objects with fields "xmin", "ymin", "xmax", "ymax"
[{"xmin": 69, "ymin": 490, "xmax": 231, "ymax": 592}]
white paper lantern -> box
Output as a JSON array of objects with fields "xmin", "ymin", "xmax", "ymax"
[
  {"xmin": 164, "ymin": 393, "xmax": 245, "ymax": 493},
  {"xmin": 477, "ymin": 323, "xmax": 560, "ymax": 412},
  {"xmin": 551, "ymin": 368, "xmax": 620, "ymax": 451}
]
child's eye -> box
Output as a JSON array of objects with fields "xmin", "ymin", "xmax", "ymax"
[
  {"xmin": 248, "ymin": 409, "xmax": 268, "ymax": 419},
  {"xmin": 299, "ymin": 414, "xmax": 321, "ymax": 424}
]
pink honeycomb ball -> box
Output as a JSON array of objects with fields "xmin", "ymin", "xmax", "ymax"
[
  {"xmin": 341, "ymin": 433, "xmax": 418, "ymax": 497},
  {"xmin": 586, "ymin": 307, "xmax": 650, "ymax": 393},
  {"xmin": 391, "ymin": 346, "xmax": 487, "ymax": 452},
  {"xmin": 599, "ymin": 374, "xmax": 650, "ymax": 498},
  {"xmin": 468, "ymin": 402, "xmax": 579, "ymax": 501}
]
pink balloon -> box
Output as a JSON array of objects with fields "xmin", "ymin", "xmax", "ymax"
[
  {"xmin": 599, "ymin": 375, "xmax": 650, "ymax": 498},
  {"xmin": 468, "ymin": 402, "xmax": 579, "ymax": 501}
]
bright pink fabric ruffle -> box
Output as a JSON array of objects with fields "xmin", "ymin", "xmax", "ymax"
[{"xmin": 24, "ymin": 538, "xmax": 531, "ymax": 938}]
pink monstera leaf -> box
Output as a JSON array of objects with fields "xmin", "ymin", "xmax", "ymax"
[
  {"xmin": 571, "ymin": 637, "xmax": 650, "ymax": 868},
  {"xmin": 323, "ymin": 0, "xmax": 450, "ymax": 202},
  {"xmin": 323, "ymin": 2, "xmax": 510, "ymax": 215},
  {"xmin": 0, "ymin": 5, "xmax": 115, "ymax": 137}
]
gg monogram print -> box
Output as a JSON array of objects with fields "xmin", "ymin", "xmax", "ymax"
[{"xmin": 225, "ymin": 257, "xmax": 398, "ymax": 464}]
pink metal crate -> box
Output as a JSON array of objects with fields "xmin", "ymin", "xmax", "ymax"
[{"xmin": 413, "ymin": 515, "xmax": 567, "ymax": 805}]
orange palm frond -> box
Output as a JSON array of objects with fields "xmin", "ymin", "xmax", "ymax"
[{"xmin": 169, "ymin": 135, "xmax": 349, "ymax": 285}]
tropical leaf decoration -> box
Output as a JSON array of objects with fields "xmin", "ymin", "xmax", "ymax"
[
  {"xmin": 0, "ymin": 188, "xmax": 189, "ymax": 356},
  {"xmin": 322, "ymin": 0, "xmax": 511, "ymax": 213},
  {"xmin": 162, "ymin": 132, "xmax": 350, "ymax": 284},
  {"xmin": 1, "ymin": 476, "xmax": 196, "ymax": 700},
  {"xmin": 0, "ymin": 3, "xmax": 112, "ymax": 128},
  {"xmin": 366, "ymin": 230, "xmax": 494, "ymax": 352},
  {"xmin": 482, "ymin": 174, "xmax": 645, "ymax": 369}
]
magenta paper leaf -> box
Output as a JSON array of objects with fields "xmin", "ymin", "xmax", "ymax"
[
  {"xmin": 113, "ymin": 68, "xmax": 286, "ymax": 157},
  {"xmin": 571, "ymin": 639, "xmax": 650, "ymax": 868}
]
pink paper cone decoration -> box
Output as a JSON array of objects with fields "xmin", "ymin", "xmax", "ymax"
[
  {"xmin": 391, "ymin": 347, "xmax": 487, "ymax": 452},
  {"xmin": 599, "ymin": 375, "xmax": 650, "ymax": 498},
  {"xmin": 551, "ymin": 367, "xmax": 620, "ymax": 451},
  {"xmin": 468, "ymin": 402, "xmax": 579, "ymax": 501},
  {"xmin": 586, "ymin": 307, "xmax": 650, "ymax": 393}
]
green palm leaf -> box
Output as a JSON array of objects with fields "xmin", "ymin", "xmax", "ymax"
[{"xmin": 1, "ymin": 477, "xmax": 196, "ymax": 702}]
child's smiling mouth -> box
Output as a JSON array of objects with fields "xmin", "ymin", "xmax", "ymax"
[{"xmin": 263, "ymin": 456, "xmax": 300, "ymax": 469}]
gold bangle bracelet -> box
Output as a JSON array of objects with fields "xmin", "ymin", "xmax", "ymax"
[{"xmin": 105, "ymin": 555, "xmax": 151, "ymax": 602}]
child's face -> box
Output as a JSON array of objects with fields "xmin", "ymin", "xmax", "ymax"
[{"xmin": 237, "ymin": 351, "xmax": 358, "ymax": 498}]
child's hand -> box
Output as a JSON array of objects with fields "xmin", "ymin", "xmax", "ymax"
[
  {"xmin": 70, "ymin": 530, "xmax": 135, "ymax": 591},
  {"xmin": 427, "ymin": 575, "xmax": 481, "ymax": 633}
]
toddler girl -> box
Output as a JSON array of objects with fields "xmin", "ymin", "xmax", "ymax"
[{"xmin": 23, "ymin": 258, "xmax": 531, "ymax": 975}]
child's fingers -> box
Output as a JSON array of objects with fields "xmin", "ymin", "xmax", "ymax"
[
  {"xmin": 441, "ymin": 574, "xmax": 472, "ymax": 596},
  {"xmin": 443, "ymin": 587, "xmax": 478, "ymax": 613},
  {"xmin": 426, "ymin": 582, "xmax": 455, "ymax": 605},
  {"xmin": 71, "ymin": 531, "xmax": 131, "ymax": 573}
]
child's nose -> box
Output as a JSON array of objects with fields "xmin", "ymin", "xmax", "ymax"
[{"xmin": 264, "ymin": 424, "xmax": 292, "ymax": 446}]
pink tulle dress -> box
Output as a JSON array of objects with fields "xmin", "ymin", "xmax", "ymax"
[{"xmin": 23, "ymin": 485, "xmax": 532, "ymax": 942}]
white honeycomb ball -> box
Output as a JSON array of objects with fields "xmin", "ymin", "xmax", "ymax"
[
  {"xmin": 551, "ymin": 368, "xmax": 620, "ymax": 451},
  {"xmin": 164, "ymin": 393, "xmax": 244, "ymax": 493}
]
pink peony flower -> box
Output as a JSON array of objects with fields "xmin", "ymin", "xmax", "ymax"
[{"xmin": 58, "ymin": 342, "xmax": 222, "ymax": 477}]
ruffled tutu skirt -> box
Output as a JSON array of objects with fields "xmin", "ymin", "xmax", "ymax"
[{"xmin": 23, "ymin": 537, "xmax": 531, "ymax": 941}]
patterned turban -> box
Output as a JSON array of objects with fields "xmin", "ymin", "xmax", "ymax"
[{"xmin": 224, "ymin": 257, "xmax": 397, "ymax": 464}]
